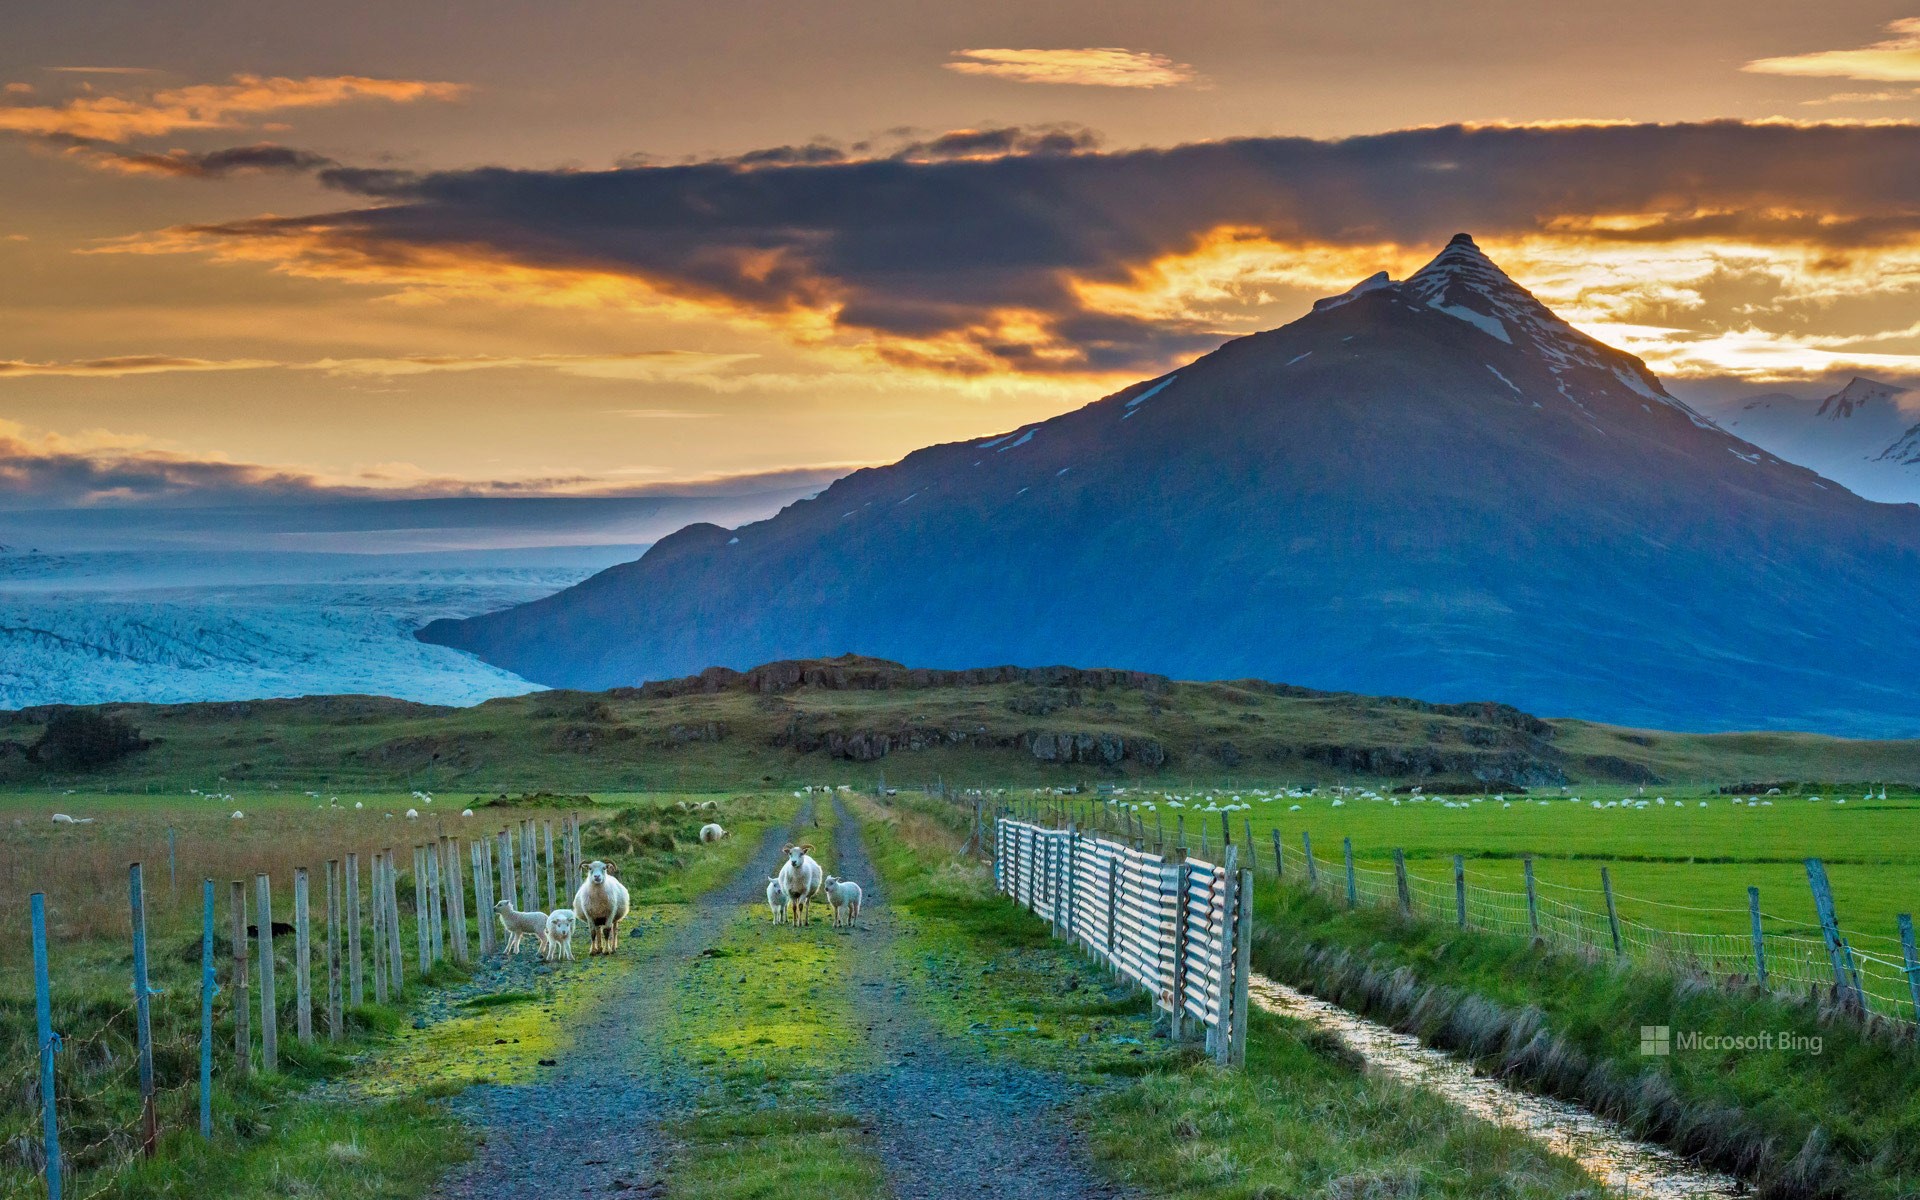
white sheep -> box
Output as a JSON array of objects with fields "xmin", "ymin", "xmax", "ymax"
[
  {"xmin": 49, "ymin": 813, "xmax": 95, "ymax": 825},
  {"xmin": 778, "ymin": 844, "xmax": 824, "ymax": 927},
  {"xmin": 230, "ymin": 811, "xmax": 245, "ymax": 820},
  {"xmin": 765, "ymin": 876, "xmax": 787, "ymax": 924},
  {"xmin": 542, "ymin": 910, "xmax": 576, "ymax": 962},
  {"xmin": 699, "ymin": 822, "xmax": 728, "ymax": 843},
  {"xmin": 406, "ymin": 808, "xmax": 419, "ymax": 820},
  {"xmin": 823, "ymin": 875, "xmax": 863, "ymax": 928},
  {"xmin": 493, "ymin": 900, "xmax": 548, "ymax": 955},
  {"xmin": 572, "ymin": 860, "xmax": 631, "ymax": 955}
]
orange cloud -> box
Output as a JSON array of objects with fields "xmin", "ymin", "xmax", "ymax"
[
  {"xmin": 944, "ymin": 48, "xmax": 1195, "ymax": 88},
  {"xmin": 0, "ymin": 73, "xmax": 466, "ymax": 142},
  {"xmin": 1746, "ymin": 18, "xmax": 1920, "ymax": 82}
]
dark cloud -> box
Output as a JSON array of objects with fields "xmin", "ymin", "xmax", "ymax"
[
  {"xmin": 113, "ymin": 142, "xmax": 337, "ymax": 178},
  {"xmin": 187, "ymin": 121, "xmax": 1920, "ymax": 373},
  {"xmin": 0, "ymin": 429, "xmax": 851, "ymax": 509}
]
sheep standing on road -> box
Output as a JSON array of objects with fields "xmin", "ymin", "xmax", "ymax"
[
  {"xmin": 493, "ymin": 900, "xmax": 548, "ymax": 955},
  {"xmin": 572, "ymin": 860, "xmax": 631, "ymax": 955},
  {"xmin": 765, "ymin": 876, "xmax": 787, "ymax": 924},
  {"xmin": 699, "ymin": 822, "xmax": 728, "ymax": 843},
  {"xmin": 543, "ymin": 910, "xmax": 576, "ymax": 962},
  {"xmin": 823, "ymin": 875, "xmax": 864, "ymax": 928},
  {"xmin": 777, "ymin": 844, "xmax": 824, "ymax": 927}
]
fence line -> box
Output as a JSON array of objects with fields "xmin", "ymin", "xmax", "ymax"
[
  {"xmin": 994, "ymin": 816, "xmax": 1253, "ymax": 1065},
  {"xmin": 1040, "ymin": 791, "xmax": 1918, "ymax": 1031},
  {"xmin": 16, "ymin": 808, "xmax": 591, "ymax": 1198}
]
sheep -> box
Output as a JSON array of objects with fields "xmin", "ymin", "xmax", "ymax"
[
  {"xmin": 49, "ymin": 813, "xmax": 95, "ymax": 825},
  {"xmin": 777, "ymin": 844, "xmax": 824, "ymax": 927},
  {"xmin": 572, "ymin": 860, "xmax": 631, "ymax": 955},
  {"xmin": 765, "ymin": 876, "xmax": 787, "ymax": 924},
  {"xmin": 230, "ymin": 811, "xmax": 245, "ymax": 820},
  {"xmin": 699, "ymin": 822, "xmax": 729, "ymax": 843},
  {"xmin": 542, "ymin": 910, "xmax": 576, "ymax": 962},
  {"xmin": 493, "ymin": 899, "xmax": 549, "ymax": 955},
  {"xmin": 822, "ymin": 875, "xmax": 863, "ymax": 928},
  {"xmin": 406, "ymin": 808, "xmax": 419, "ymax": 820}
]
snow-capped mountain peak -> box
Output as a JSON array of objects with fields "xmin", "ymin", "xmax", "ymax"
[{"xmin": 1818, "ymin": 376, "xmax": 1907, "ymax": 420}]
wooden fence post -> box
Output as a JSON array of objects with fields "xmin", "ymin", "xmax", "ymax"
[
  {"xmin": 199, "ymin": 878, "xmax": 216, "ymax": 1137},
  {"xmin": 473, "ymin": 840, "xmax": 494, "ymax": 954},
  {"xmin": 521, "ymin": 820, "xmax": 538, "ymax": 912},
  {"xmin": 1303, "ymin": 831, "xmax": 1317, "ymax": 888},
  {"xmin": 368, "ymin": 848, "xmax": 387, "ymax": 1006},
  {"xmin": 1176, "ymin": 815, "xmax": 1185, "ymax": 854},
  {"xmin": 129, "ymin": 863, "xmax": 158, "ymax": 1156},
  {"xmin": 293, "ymin": 867, "xmax": 313, "ymax": 1045},
  {"xmin": 386, "ymin": 848, "xmax": 405, "ymax": 990},
  {"xmin": 1898, "ymin": 913, "xmax": 1920, "ymax": 1024},
  {"xmin": 1342, "ymin": 837, "xmax": 1357, "ymax": 908},
  {"xmin": 1748, "ymin": 886, "xmax": 1768, "ymax": 988},
  {"xmin": 1271, "ymin": 829, "xmax": 1283, "ymax": 880},
  {"xmin": 544, "ymin": 823, "xmax": 558, "ymax": 912},
  {"xmin": 1220, "ymin": 810, "xmax": 1231, "ymax": 851},
  {"xmin": 1601, "ymin": 867, "xmax": 1622, "ymax": 958},
  {"xmin": 1170, "ymin": 855, "xmax": 1190, "ymax": 1042},
  {"xmin": 1523, "ymin": 856, "xmax": 1540, "ymax": 943},
  {"xmin": 229, "ymin": 880, "xmax": 249, "ymax": 1077},
  {"xmin": 345, "ymin": 852, "xmax": 364, "ymax": 1008},
  {"xmin": 255, "ymin": 873, "xmax": 278, "ymax": 1073},
  {"xmin": 1232, "ymin": 866, "xmax": 1253, "ymax": 1067},
  {"xmin": 325, "ymin": 860, "xmax": 342, "ymax": 1039},
  {"xmin": 31, "ymin": 892, "xmax": 62, "ymax": 1200},
  {"xmin": 1453, "ymin": 855, "xmax": 1466, "ymax": 929},
  {"xmin": 1394, "ymin": 849, "xmax": 1410, "ymax": 915},
  {"xmin": 1212, "ymin": 845, "xmax": 1240, "ymax": 1066},
  {"xmin": 414, "ymin": 846, "xmax": 431, "ymax": 973},
  {"xmin": 1805, "ymin": 858, "xmax": 1863, "ymax": 1011},
  {"xmin": 426, "ymin": 842, "xmax": 445, "ymax": 965}
]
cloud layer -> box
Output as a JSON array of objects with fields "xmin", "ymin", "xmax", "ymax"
[
  {"xmin": 944, "ymin": 47, "xmax": 1196, "ymax": 88},
  {"xmin": 0, "ymin": 73, "xmax": 466, "ymax": 142},
  {"xmin": 127, "ymin": 120, "xmax": 1920, "ymax": 376},
  {"xmin": 1746, "ymin": 18, "xmax": 1920, "ymax": 82}
]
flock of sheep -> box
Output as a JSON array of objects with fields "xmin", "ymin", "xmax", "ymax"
[
  {"xmin": 765, "ymin": 842, "xmax": 864, "ymax": 928},
  {"xmin": 492, "ymin": 856, "xmax": 632, "ymax": 963},
  {"xmin": 484, "ymin": 821, "xmax": 867, "ymax": 969}
]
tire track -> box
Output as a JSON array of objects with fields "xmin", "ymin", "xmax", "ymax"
[{"xmin": 828, "ymin": 797, "xmax": 1131, "ymax": 1200}]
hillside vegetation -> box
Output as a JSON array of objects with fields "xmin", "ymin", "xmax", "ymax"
[{"xmin": 6, "ymin": 655, "xmax": 1920, "ymax": 794}]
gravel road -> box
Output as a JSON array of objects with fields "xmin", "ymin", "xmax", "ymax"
[
  {"xmin": 429, "ymin": 813, "xmax": 802, "ymax": 1199},
  {"xmin": 828, "ymin": 797, "xmax": 1133, "ymax": 1200}
]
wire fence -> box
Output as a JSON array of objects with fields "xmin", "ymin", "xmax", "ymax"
[
  {"xmin": 4, "ymin": 814, "xmax": 586, "ymax": 1200},
  {"xmin": 1009, "ymin": 794, "xmax": 1920, "ymax": 1033}
]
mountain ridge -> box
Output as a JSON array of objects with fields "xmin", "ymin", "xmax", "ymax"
[{"xmin": 422, "ymin": 236, "xmax": 1920, "ymax": 736}]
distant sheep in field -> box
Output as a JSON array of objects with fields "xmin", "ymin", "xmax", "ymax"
[
  {"xmin": 230, "ymin": 811, "xmax": 244, "ymax": 820},
  {"xmin": 50, "ymin": 814, "xmax": 94, "ymax": 825},
  {"xmin": 572, "ymin": 860, "xmax": 631, "ymax": 955},
  {"xmin": 823, "ymin": 875, "xmax": 863, "ymax": 928},
  {"xmin": 493, "ymin": 900, "xmax": 548, "ymax": 955},
  {"xmin": 699, "ymin": 822, "xmax": 728, "ymax": 843},
  {"xmin": 406, "ymin": 809, "xmax": 419, "ymax": 820},
  {"xmin": 543, "ymin": 910, "xmax": 576, "ymax": 962},
  {"xmin": 766, "ymin": 876, "xmax": 787, "ymax": 924},
  {"xmin": 778, "ymin": 844, "xmax": 823, "ymax": 927}
]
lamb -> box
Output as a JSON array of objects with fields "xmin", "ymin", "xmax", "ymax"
[
  {"xmin": 777, "ymin": 844, "xmax": 824, "ymax": 927},
  {"xmin": 699, "ymin": 822, "xmax": 728, "ymax": 843},
  {"xmin": 542, "ymin": 910, "xmax": 576, "ymax": 962},
  {"xmin": 493, "ymin": 899, "xmax": 549, "ymax": 955},
  {"xmin": 765, "ymin": 876, "xmax": 787, "ymax": 924},
  {"xmin": 822, "ymin": 875, "xmax": 863, "ymax": 928},
  {"xmin": 572, "ymin": 860, "xmax": 631, "ymax": 955}
]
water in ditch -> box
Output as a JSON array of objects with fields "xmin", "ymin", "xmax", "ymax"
[{"xmin": 1248, "ymin": 975, "xmax": 1744, "ymax": 1200}]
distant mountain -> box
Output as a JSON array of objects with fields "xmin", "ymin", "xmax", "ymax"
[
  {"xmin": 421, "ymin": 235, "xmax": 1920, "ymax": 736},
  {"xmin": 1695, "ymin": 377, "xmax": 1920, "ymax": 504}
]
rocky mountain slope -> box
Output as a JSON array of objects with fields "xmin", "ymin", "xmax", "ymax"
[
  {"xmin": 1696, "ymin": 376, "xmax": 1920, "ymax": 504},
  {"xmin": 422, "ymin": 236, "xmax": 1920, "ymax": 736}
]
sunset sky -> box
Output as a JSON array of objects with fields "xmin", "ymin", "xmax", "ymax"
[{"xmin": 8, "ymin": 1, "xmax": 1920, "ymax": 506}]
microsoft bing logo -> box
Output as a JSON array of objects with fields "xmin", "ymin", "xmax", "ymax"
[{"xmin": 1640, "ymin": 1025, "xmax": 1670, "ymax": 1056}]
